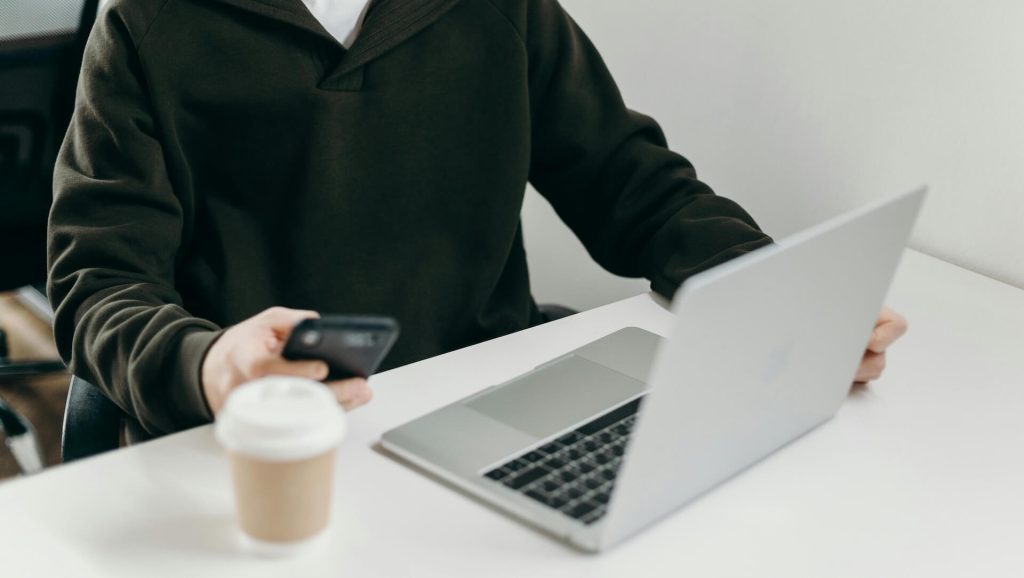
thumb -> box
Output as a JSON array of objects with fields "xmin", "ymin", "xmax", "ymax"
[
  {"xmin": 260, "ymin": 306, "xmax": 321, "ymax": 332},
  {"xmin": 256, "ymin": 307, "xmax": 320, "ymax": 353}
]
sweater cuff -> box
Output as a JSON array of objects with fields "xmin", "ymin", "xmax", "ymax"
[
  {"xmin": 172, "ymin": 329, "xmax": 226, "ymax": 426},
  {"xmin": 649, "ymin": 236, "xmax": 774, "ymax": 301}
]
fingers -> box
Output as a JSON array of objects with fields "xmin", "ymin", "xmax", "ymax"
[
  {"xmin": 867, "ymin": 307, "xmax": 907, "ymax": 354},
  {"xmin": 247, "ymin": 355, "xmax": 330, "ymax": 381},
  {"xmin": 326, "ymin": 378, "xmax": 372, "ymax": 410},
  {"xmin": 854, "ymin": 351, "xmax": 886, "ymax": 383},
  {"xmin": 853, "ymin": 307, "xmax": 905, "ymax": 387},
  {"xmin": 203, "ymin": 307, "xmax": 330, "ymax": 415}
]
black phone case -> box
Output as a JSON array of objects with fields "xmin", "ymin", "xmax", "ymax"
[{"xmin": 282, "ymin": 315, "xmax": 400, "ymax": 380}]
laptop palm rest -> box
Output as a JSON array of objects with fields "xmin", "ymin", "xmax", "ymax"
[{"xmin": 466, "ymin": 355, "xmax": 646, "ymax": 439}]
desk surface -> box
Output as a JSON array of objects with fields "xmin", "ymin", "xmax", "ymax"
[{"xmin": 1, "ymin": 249, "xmax": 1022, "ymax": 577}]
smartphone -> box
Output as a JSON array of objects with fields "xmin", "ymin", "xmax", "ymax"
[{"xmin": 282, "ymin": 315, "xmax": 400, "ymax": 381}]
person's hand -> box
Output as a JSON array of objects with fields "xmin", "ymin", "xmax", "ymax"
[
  {"xmin": 853, "ymin": 306, "xmax": 908, "ymax": 385},
  {"xmin": 201, "ymin": 307, "xmax": 373, "ymax": 415}
]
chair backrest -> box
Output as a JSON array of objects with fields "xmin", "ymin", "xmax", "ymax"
[{"xmin": 61, "ymin": 375, "xmax": 126, "ymax": 462}]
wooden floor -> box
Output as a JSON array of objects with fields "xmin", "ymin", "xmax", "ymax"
[{"xmin": 0, "ymin": 292, "xmax": 68, "ymax": 480}]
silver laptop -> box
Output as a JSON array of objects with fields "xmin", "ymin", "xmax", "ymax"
[{"xmin": 381, "ymin": 188, "xmax": 925, "ymax": 552}]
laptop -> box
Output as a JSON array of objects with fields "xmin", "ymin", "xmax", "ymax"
[{"xmin": 381, "ymin": 187, "xmax": 925, "ymax": 552}]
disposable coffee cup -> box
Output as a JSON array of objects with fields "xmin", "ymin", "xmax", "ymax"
[{"xmin": 215, "ymin": 376, "xmax": 346, "ymax": 556}]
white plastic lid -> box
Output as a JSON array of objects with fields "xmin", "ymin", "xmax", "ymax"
[{"xmin": 215, "ymin": 376, "xmax": 347, "ymax": 462}]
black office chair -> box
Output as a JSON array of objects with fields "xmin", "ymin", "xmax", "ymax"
[
  {"xmin": 61, "ymin": 376, "xmax": 127, "ymax": 462},
  {"xmin": 0, "ymin": 106, "xmax": 65, "ymax": 383},
  {"xmin": 0, "ymin": 0, "xmax": 123, "ymax": 466},
  {"xmin": 537, "ymin": 304, "xmax": 577, "ymax": 324},
  {"xmin": 0, "ymin": 109, "xmax": 49, "ymax": 290},
  {"xmin": 0, "ymin": 68, "xmax": 64, "ymax": 476}
]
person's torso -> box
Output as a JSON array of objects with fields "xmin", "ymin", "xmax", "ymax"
[{"xmin": 134, "ymin": 0, "xmax": 540, "ymax": 368}]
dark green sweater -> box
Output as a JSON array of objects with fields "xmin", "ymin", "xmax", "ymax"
[{"xmin": 48, "ymin": 0, "xmax": 771, "ymax": 435}]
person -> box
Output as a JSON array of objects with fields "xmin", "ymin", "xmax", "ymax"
[{"xmin": 47, "ymin": 0, "xmax": 906, "ymax": 438}]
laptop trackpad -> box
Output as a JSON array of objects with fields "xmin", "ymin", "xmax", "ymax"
[{"xmin": 466, "ymin": 355, "xmax": 645, "ymax": 439}]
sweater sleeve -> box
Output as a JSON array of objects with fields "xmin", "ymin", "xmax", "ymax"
[
  {"xmin": 523, "ymin": 0, "xmax": 772, "ymax": 298},
  {"xmin": 47, "ymin": 7, "xmax": 221, "ymax": 436}
]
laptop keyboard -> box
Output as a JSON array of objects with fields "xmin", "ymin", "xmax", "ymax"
[{"xmin": 482, "ymin": 397, "xmax": 643, "ymax": 525}]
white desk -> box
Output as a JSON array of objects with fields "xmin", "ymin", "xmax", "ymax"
[{"xmin": 1, "ymin": 249, "xmax": 1022, "ymax": 577}]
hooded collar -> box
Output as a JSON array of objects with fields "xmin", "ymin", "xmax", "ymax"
[
  {"xmin": 216, "ymin": 0, "xmax": 334, "ymax": 43},
  {"xmin": 215, "ymin": 0, "xmax": 461, "ymax": 89}
]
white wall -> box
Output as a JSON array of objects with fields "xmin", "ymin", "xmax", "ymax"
[
  {"xmin": 524, "ymin": 189, "xmax": 650, "ymax": 311},
  {"xmin": 524, "ymin": 0, "xmax": 1024, "ymax": 310}
]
